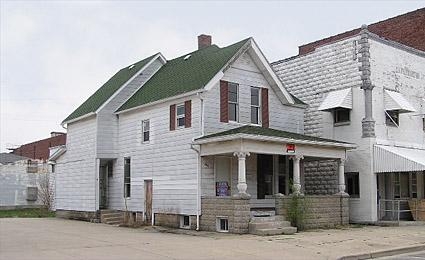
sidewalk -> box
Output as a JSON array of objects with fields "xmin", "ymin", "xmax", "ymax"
[{"xmin": 1, "ymin": 218, "xmax": 425, "ymax": 260}]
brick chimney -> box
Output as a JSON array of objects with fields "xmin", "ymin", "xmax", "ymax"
[{"xmin": 198, "ymin": 34, "xmax": 212, "ymax": 49}]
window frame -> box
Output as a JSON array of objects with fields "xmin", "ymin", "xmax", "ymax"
[
  {"xmin": 142, "ymin": 119, "xmax": 150, "ymax": 143},
  {"xmin": 250, "ymin": 87, "xmax": 261, "ymax": 125},
  {"xmin": 176, "ymin": 103, "xmax": 186, "ymax": 128},
  {"xmin": 124, "ymin": 157, "xmax": 131, "ymax": 198},
  {"xmin": 385, "ymin": 110, "xmax": 399, "ymax": 127},
  {"xmin": 216, "ymin": 217, "xmax": 229, "ymax": 232},
  {"xmin": 228, "ymin": 82, "xmax": 239, "ymax": 122},
  {"xmin": 333, "ymin": 108, "xmax": 350, "ymax": 125},
  {"xmin": 180, "ymin": 215, "xmax": 190, "ymax": 229}
]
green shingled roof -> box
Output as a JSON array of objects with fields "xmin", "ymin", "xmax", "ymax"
[
  {"xmin": 117, "ymin": 38, "xmax": 250, "ymax": 112},
  {"xmin": 196, "ymin": 125, "xmax": 352, "ymax": 145},
  {"xmin": 63, "ymin": 53, "xmax": 158, "ymax": 123}
]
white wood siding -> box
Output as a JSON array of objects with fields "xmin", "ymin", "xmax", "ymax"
[
  {"xmin": 55, "ymin": 117, "xmax": 97, "ymax": 211},
  {"xmin": 96, "ymin": 59, "xmax": 163, "ymax": 159},
  {"xmin": 110, "ymin": 96, "xmax": 201, "ymax": 215},
  {"xmin": 203, "ymin": 52, "xmax": 304, "ymax": 135}
]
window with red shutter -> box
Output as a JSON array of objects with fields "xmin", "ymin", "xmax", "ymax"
[
  {"xmin": 220, "ymin": 80, "xmax": 229, "ymax": 123},
  {"xmin": 261, "ymin": 88, "xmax": 269, "ymax": 128}
]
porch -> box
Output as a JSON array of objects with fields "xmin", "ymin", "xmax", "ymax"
[{"xmin": 194, "ymin": 125, "xmax": 355, "ymax": 232}]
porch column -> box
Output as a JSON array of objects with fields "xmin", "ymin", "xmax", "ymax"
[
  {"xmin": 233, "ymin": 152, "xmax": 250, "ymax": 195},
  {"xmin": 290, "ymin": 155, "xmax": 303, "ymax": 195},
  {"xmin": 337, "ymin": 158, "xmax": 348, "ymax": 195}
]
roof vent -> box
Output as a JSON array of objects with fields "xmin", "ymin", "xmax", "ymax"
[
  {"xmin": 184, "ymin": 54, "xmax": 191, "ymax": 60},
  {"xmin": 128, "ymin": 64, "xmax": 135, "ymax": 70}
]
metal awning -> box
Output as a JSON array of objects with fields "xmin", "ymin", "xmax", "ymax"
[
  {"xmin": 374, "ymin": 145, "xmax": 425, "ymax": 173},
  {"xmin": 384, "ymin": 90, "xmax": 416, "ymax": 113},
  {"xmin": 318, "ymin": 88, "xmax": 352, "ymax": 111}
]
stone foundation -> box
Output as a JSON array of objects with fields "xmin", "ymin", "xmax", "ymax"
[
  {"xmin": 56, "ymin": 209, "xmax": 99, "ymax": 222},
  {"xmin": 276, "ymin": 195, "xmax": 349, "ymax": 229},
  {"xmin": 154, "ymin": 213, "xmax": 197, "ymax": 230},
  {"xmin": 201, "ymin": 195, "xmax": 250, "ymax": 234}
]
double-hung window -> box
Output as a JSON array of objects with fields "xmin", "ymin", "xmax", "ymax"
[
  {"xmin": 176, "ymin": 104, "xmax": 185, "ymax": 128},
  {"xmin": 124, "ymin": 158, "xmax": 131, "ymax": 198},
  {"xmin": 250, "ymin": 87, "xmax": 261, "ymax": 124},
  {"xmin": 142, "ymin": 120, "xmax": 150, "ymax": 142},
  {"xmin": 228, "ymin": 82, "xmax": 239, "ymax": 122}
]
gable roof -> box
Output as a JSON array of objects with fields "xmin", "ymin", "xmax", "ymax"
[
  {"xmin": 62, "ymin": 53, "xmax": 159, "ymax": 124},
  {"xmin": 0, "ymin": 153, "xmax": 30, "ymax": 164},
  {"xmin": 117, "ymin": 38, "xmax": 250, "ymax": 112}
]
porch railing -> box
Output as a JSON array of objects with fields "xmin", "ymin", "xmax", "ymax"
[{"xmin": 378, "ymin": 199, "xmax": 418, "ymax": 222}]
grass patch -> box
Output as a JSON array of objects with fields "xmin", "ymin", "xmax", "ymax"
[{"xmin": 0, "ymin": 208, "xmax": 55, "ymax": 218}]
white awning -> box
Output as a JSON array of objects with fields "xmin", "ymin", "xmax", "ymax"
[
  {"xmin": 374, "ymin": 145, "xmax": 425, "ymax": 173},
  {"xmin": 384, "ymin": 90, "xmax": 416, "ymax": 113},
  {"xmin": 318, "ymin": 88, "xmax": 352, "ymax": 111}
]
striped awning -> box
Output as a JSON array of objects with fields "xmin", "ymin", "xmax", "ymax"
[
  {"xmin": 384, "ymin": 90, "xmax": 416, "ymax": 113},
  {"xmin": 374, "ymin": 145, "xmax": 425, "ymax": 173},
  {"xmin": 318, "ymin": 88, "xmax": 352, "ymax": 111}
]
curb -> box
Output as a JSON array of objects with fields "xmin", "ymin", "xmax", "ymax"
[{"xmin": 338, "ymin": 244, "xmax": 425, "ymax": 260}]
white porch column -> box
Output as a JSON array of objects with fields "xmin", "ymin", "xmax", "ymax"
[
  {"xmin": 290, "ymin": 155, "xmax": 303, "ymax": 195},
  {"xmin": 233, "ymin": 152, "xmax": 250, "ymax": 195},
  {"xmin": 337, "ymin": 158, "xmax": 348, "ymax": 195}
]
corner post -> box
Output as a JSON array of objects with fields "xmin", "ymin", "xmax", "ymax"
[{"xmin": 289, "ymin": 155, "xmax": 304, "ymax": 195}]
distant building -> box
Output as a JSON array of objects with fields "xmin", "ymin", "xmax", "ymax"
[{"xmin": 11, "ymin": 132, "xmax": 66, "ymax": 161}]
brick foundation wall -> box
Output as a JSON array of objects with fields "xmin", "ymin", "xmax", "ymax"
[
  {"xmin": 276, "ymin": 195, "xmax": 349, "ymax": 229},
  {"xmin": 56, "ymin": 209, "xmax": 98, "ymax": 222},
  {"xmin": 304, "ymin": 160, "xmax": 338, "ymax": 195},
  {"xmin": 201, "ymin": 196, "xmax": 250, "ymax": 234},
  {"xmin": 154, "ymin": 213, "xmax": 197, "ymax": 230}
]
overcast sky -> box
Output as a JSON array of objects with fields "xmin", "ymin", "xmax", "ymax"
[{"xmin": 1, "ymin": 1, "xmax": 424, "ymax": 152}]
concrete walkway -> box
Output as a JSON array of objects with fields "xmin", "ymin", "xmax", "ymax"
[{"xmin": 1, "ymin": 218, "xmax": 425, "ymax": 260}]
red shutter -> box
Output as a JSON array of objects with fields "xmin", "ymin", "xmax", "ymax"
[
  {"xmin": 220, "ymin": 80, "xmax": 229, "ymax": 123},
  {"xmin": 261, "ymin": 88, "xmax": 269, "ymax": 128},
  {"xmin": 170, "ymin": 104, "xmax": 176, "ymax": 131},
  {"xmin": 185, "ymin": 100, "xmax": 191, "ymax": 128}
]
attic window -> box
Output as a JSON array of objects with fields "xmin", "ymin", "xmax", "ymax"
[
  {"xmin": 128, "ymin": 64, "xmax": 135, "ymax": 70},
  {"xmin": 184, "ymin": 54, "xmax": 191, "ymax": 60}
]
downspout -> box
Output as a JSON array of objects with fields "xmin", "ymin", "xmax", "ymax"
[{"xmin": 190, "ymin": 92, "xmax": 205, "ymax": 231}]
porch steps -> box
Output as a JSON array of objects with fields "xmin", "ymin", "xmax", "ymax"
[
  {"xmin": 100, "ymin": 210, "xmax": 124, "ymax": 226},
  {"xmin": 249, "ymin": 215, "xmax": 297, "ymax": 236}
]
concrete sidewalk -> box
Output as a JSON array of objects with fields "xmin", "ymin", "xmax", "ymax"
[{"xmin": 1, "ymin": 218, "xmax": 424, "ymax": 260}]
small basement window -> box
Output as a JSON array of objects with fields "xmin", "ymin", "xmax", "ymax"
[
  {"xmin": 216, "ymin": 217, "xmax": 229, "ymax": 232},
  {"xmin": 180, "ymin": 215, "xmax": 190, "ymax": 229},
  {"xmin": 333, "ymin": 108, "xmax": 350, "ymax": 124},
  {"xmin": 385, "ymin": 110, "xmax": 399, "ymax": 127}
]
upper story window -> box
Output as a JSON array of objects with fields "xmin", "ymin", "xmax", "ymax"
[
  {"xmin": 124, "ymin": 158, "xmax": 131, "ymax": 198},
  {"xmin": 250, "ymin": 87, "xmax": 261, "ymax": 125},
  {"xmin": 385, "ymin": 110, "xmax": 399, "ymax": 127},
  {"xmin": 142, "ymin": 120, "xmax": 150, "ymax": 142},
  {"xmin": 422, "ymin": 118, "xmax": 425, "ymax": 132},
  {"xmin": 333, "ymin": 108, "xmax": 350, "ymax": 124},
  {"xmin": 228, "ymin": 82, "xmax": 239, "ymax": 122},
  {"xmin": 176, "ymin": 104, "xmax": 185, "ymax": 128}
]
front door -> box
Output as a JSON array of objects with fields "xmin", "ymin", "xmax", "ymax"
[
  {"xmin": 257, "ymin": 154, "xmax": 274, "ymax": 199},
  {"xmin": 144, "ymin": 180, "xmax": 153, "ymax": 224}
]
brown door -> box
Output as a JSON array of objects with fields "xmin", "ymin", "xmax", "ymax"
[{"xmin": 144, "ymin": 180, "xmax": 153, "ymax": 224}]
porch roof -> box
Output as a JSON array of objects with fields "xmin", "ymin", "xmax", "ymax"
[{"xmin": 194, "ymin": 125, "xmax": 355, "ymax": 149}]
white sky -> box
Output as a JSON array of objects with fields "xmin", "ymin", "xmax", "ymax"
[{"xmin": 1, "ymin": 0, "xmax": 424, "ymax": 152}]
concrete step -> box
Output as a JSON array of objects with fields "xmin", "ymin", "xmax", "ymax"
[
  {"xmin": 250, "ymin": 215, "xmax": 286, "ymax": 223},
  {"xmin": 251, "ymin": 210, "xmax": 276, "ymax": 217},
  {"xmin": 104, "ymin": 220, "xmax": 123, "ymax": 226},
  {"xmin": 250, "ymin": 227, "xmax": 297, "ymax": 236},
  {"xmin": 102, "ymin": 216, "xmax": 123, "ymax": 222},
  {"xmin": 249, "ymin": 221, "xmax": 291, "ymax": 231},
  {"xmin": 101, "ymin": 213, "xmax": 124, "ymax": 218}
]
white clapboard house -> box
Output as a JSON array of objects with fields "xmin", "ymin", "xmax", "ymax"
[{"xmin": 52, "ymin": 35, "xmax": 355, "ymax": 233}]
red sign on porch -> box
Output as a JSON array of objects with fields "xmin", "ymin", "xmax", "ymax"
[{"xmin": 286, "ymin": 144, "xmax": 296, "ymax": 153}]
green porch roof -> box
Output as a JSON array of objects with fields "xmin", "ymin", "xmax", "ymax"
[
  {"xmin": 117, "ymin": 38, "xmax": 250, "ymax": 112},
  {"xmin": 196, "ymin": 125, "xmax": 351, "ymax": 145},
  {"xmin": 63, "ymin": 53, "xmax": 158, "ymax": 123}
]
